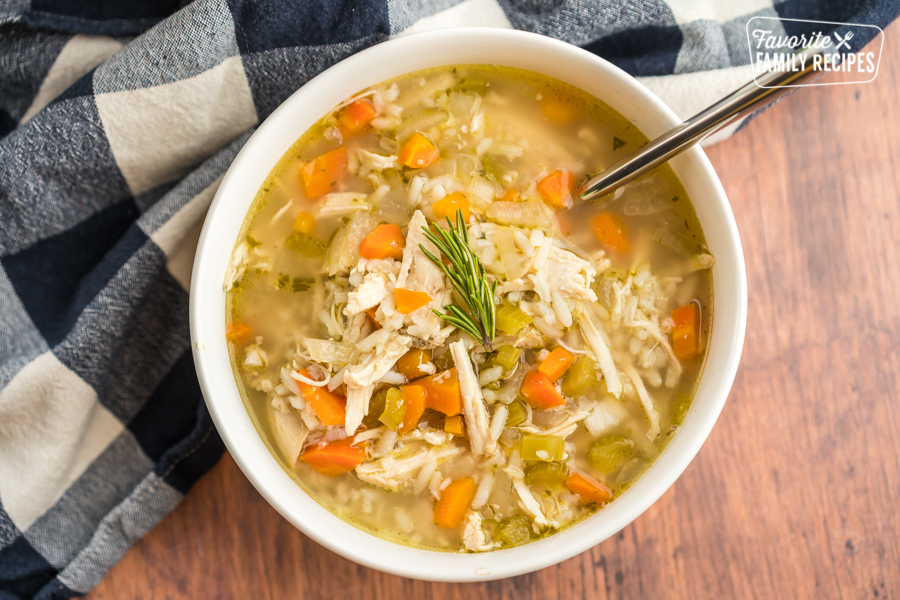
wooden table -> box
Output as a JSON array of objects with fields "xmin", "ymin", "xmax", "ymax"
[{"xmin": 88, "ymin": 26, "xmax": 900, "ymax": 600}]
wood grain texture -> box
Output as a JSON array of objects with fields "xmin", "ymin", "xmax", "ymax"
[{"xmin": 88, "ymin": 26, "xmax": 900, "ymax": 600}]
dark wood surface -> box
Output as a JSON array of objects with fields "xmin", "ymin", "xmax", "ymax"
[{"xmin": 88, "ymin": 27, "xmax": 900, "ymax": 600}]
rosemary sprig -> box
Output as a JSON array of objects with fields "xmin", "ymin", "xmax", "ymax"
[{"xmin": 419, "ymin": 209, "xmax": 497, "ymax": 350}]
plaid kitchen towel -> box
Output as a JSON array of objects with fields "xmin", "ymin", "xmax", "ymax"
[{"xmin": 0, "ymin": 0, "xmax": 896, "ymax": 598}]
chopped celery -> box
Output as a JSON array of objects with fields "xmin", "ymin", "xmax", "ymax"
[
  {"xmin": 561, "ymin": 356, "xmax": 598, "ymax": 397},
  {"xmin": 363, "ymin": 388, "xmax": 389, "ymax": 430},
  {"xmin": 378, "ymin": 387, "xmax": 406, "ymax": 431},
  {"xmin": 379, "ymin": 387, "xmax": 406, "ymax": 431},
  {"xmin": 285, "ymin": 232, "xmax": 325, "ymax": 258},
  {"xmin": 489, "ymin": 345, "xmax": 521, "ymax": 373},
  {"xmin": 505, "ymin": 399, "xmax": 527, "ymax": 427},
  {"xmin": 496, "ymin": 304, "xmax": 533, "ymax": 335},
  {"xmin": 524, "ymin": 461, "xmax": 569, "ymax": 487},
  {"xmin": 520, "ymin": 434, "xmax": 565, "ymax": 462},
  {"xmin": 496, "ymin": 516, "xmax": 531, "ymax": 547},
  {"xmin": 586, "ymin": 435, "xmax": 634, "ymax": 473}
]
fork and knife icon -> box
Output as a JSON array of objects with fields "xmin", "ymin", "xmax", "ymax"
[{"xmin": 833, "ymin": 31, "xmax": 854, "ymax": 50}]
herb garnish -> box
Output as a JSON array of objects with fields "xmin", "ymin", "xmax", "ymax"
[{"xmin": 420, "ymin": 210, "xmax": 497, "ymax": 350}]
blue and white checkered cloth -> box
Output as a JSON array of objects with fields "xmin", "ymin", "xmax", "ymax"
[{"xmin": 0, "ymin": 0, "xmax": 895, "ymax": 597}]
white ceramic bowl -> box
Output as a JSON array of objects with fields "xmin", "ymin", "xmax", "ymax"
[{"xmin": 190, "ymin": 28, "xmax": 747, "ymax": 582}]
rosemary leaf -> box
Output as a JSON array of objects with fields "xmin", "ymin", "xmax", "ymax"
[{"xmin": 420, "ymin": 209, "xmax": 496, "ymax": 349}]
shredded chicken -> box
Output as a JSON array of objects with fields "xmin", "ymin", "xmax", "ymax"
[
  {"xmin": 503, "ymin": 451, "xmax": 552, "ymax": 528},
  {"xmin": 462, "ymin": 511, "xmax": 500, "ymax": 552},
  {"xmin": 395, "ymin": 210, "xmax": 452, "ymax": 344},
  {"xmin": 355, "ymin": 444, "xmax": 463, "ymax": 491},
  {"xmin": 344, "ymin": 383, "xmax": 374, "ymax": 436},
  {"xmin": 622, "ymin": 362, "xmax": 661, "ymax": 441},
  {"xmin": 577, "ymin": 305, "xmax": 623, "ymax": 398},
  {"xmin": 450, "ymin": 341, "xmax": 495, "ymax": 456}
]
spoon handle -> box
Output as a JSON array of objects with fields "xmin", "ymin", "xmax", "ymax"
[{"xmin": 579, "ymin": 46, "xmax": 828, "ymax": 202}]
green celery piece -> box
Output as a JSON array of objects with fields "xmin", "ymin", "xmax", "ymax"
[
  {"xmin": 489, "ymin": 345, "xmax": 521, "ymax": 373},
  {"xmin": 586, "ymin": 435, "xmax": 634, "ymax": 473},
  {"xmin": 496, "ymin": 516, "xmax": 531, "ymax": 547},
  {"xmin": 524, "ymin": 461, "xmax": 569, "ymax": 487},
  {"xmin": 520, "ymin": 434, "xmax": 565, "ymax": 462},
  {"xmin": 285, "ymin": 232, "xmax": 325, "ymax": 258},
  {"xmin": 505, "ymin": 399, "xmax": 527, "ymax": 427},
  {"xmin": 379, "ymin": 387, "xmax": 406, "ymax": 431},
  {"xmin": 363, "ymin": 388, "xmax": 389, "ymax": 430},
  {"xmin": 561, "ymin": 356, "xmax": 598, "ymax": 397},
  {"xmin": 496, "ymin": 304, "xmax": 533, "ymax": 335}
]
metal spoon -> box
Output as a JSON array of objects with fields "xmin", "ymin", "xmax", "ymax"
[{"xmin": 579, "ymin": 45, "xmax": 829, "ymax": 202}]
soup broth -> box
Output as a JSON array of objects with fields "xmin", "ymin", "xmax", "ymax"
[{"xmin": 226, "ymin": 65, "xmax": 713, "ymax": 551}]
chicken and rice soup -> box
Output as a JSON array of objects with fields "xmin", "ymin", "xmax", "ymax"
[{"xmin": 225, "ymin": 66, "xmax": 714, "ymax": 552}]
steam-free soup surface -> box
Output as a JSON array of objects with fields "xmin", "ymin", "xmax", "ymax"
[{"xmin": 226, "ymin": 65, "xmax": 713, "ymax": 551}]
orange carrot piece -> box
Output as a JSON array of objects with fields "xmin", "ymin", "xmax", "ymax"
[
  {"xmin": 300, "ymin": 146, "xmax": 347, "ymax": 199},
  {"xmin": 395, "ymin": 348, "xmax": 431, "ymax": 381},
  {"xmin": 398, "ymin": 132, "xmax": 440, "ymax": 169},
  {"xmin": 520, "ymin": 371, "xmax": 566, "ymax": 409},
  {"xmin": 537, "ymin": 170, "xmax": 572, "ymax": 209},
  {"xmin": 399, "ymin": 384, "xmax": 427, "ymax": 434},
  {"xmin": 293, "ymin": 211, "xmax": 315, "ymax": 235},
  {"xmin": 538, "ymin": 347, "xmax": 576, "ymax": 382},
  {"xmin": 295, "ymin": 369, "xmax": 347, "ymax": 426},
  {"xmin": 432, "ymin": 192, "xmax": 471, "ymax": 223},
  {"xmin": 590, "ymin": 211, "xmax": 630, "ymax": 253},
  {"xmin": 419, "ymin": 368, "xmax": 462, "ymax": 416},
  {"xmin": 434, "ymin": 477, "xmax": 477, "ymax": 529},
  {"xmin": 299, "ymin": 438, "xmax": 365, "ymax": 476},
  {"xmin": 541, "ymin": 97, "xmax": 577, "ymax": 123},
  {"xmin": 359, "ymin": 223, "xmax": 405, "ymax": 260},
  {"xmin": 366, "ymin": 306, "xmax": 381, "ymax": 330},
  {"xmin": 496, "ymin": 188, "xmax": 520, "ymax": 203},
  {"xmin": 395, "ymin": 288, "xmax": 432, "ymax": 314},
  {"xmin": 338, "ymin": 99, "xmax": 377, "ymax": 135},
  {"xmin": 225, "ymin": 321, "xmax": 251, "ymax": 344},
  {"xmin": 671, "ymin": 303, "xmax": 700, "ymax": 360},
  {"xmin": 444, "ymin": 415, "xmax": 467, "ymax": 437},
  {"xmin": 566, "ymin": 472, "xmax": 612, "ymax": 504}
]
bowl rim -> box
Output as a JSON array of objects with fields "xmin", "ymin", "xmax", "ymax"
[{"xmin": 190, "ymin": 27, "xmax": 747, "ymax": 582}]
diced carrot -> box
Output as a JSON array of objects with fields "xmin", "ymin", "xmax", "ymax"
[
  {"xmin": 398, "ymin": 132, "xmax": 440, "ymax": 169},
  {"xmin": 434, "ymin": 477, "xmax": 477, "ymax": 529},
  {"xmin": 590, "ymin": 211, "xmax": 629, "ymax": 253},
  {"xmin": 395, "ymin": 288, "xmax": 432, "ymax": 314},
  {"xmin": 444, "ymin": 415, "xmax": 467, "ymax": 437},
  {"xmin": 399, "ymin": 384, "xmax": 427, "ymax": 433},
  {"xmin": 299, "ymin": 438, "xmax": 365, "ymax": 476},
  {"xmin": 671, "ymin": 303, "xmax": 700, "ymax": 360},
  {"xmin": 300, "ymin": 146, "xmax": 347, "ymax": 199},
  {"xmin": 566, "ymin": 472, "xmax": 612, "ymax": 504},
  {"xmin": 338, "ymin": 99, "xmax": 377, "ymax": 135},
  {"xmin": 520, "ymin": 371, "xmax": 566, "ymax": 409},
  {"xmin": 538, "ymin": 347, "xmax": 576, "ymax": 382},
  {"xmin": 395, "ymin": 348, "xmax": 431, "ymax": 381},
  {"xmin": 419, "ymin": 368, "xmax": 462, "ymax": 416},
  {"xmin": 225, "ymin": 321, "xmax": 251, "ymax": 344},
  {"xmin": 432, "ymin": 192, "xmax": 471, "ymax": 223},
  {"xmin": 359, "ymin": 223, "xmax": 405, "ymax": 259},
  {"xmin": 496, "ymin": 188, "xmax": 520, "ymax": 203},
  {"xmin": 366, "ymin": 306, "xmax": 381, "ymax": 330},
  {"xmin": 541, "ymin": 97, "xmax": 577, "ymax": 123},
  {"xmin": 537, "ymin": 170, "xmax": 573, "ymax": 210},
  {"xmin": 293, "ymin": 211, "xmax": 315, "ymax": 235},
  {"xmin": 295, "ymin": 369, "xmax": 347, "ymax": 426}
]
